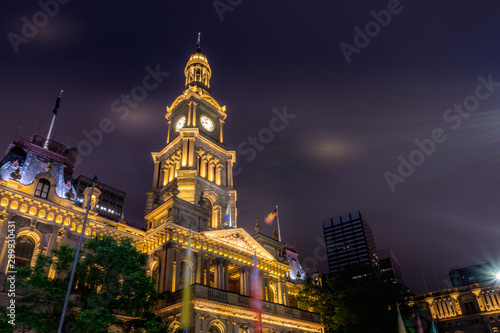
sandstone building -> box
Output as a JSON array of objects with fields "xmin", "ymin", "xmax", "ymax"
[{"xmin": 0, "ymin": 43, "xmax": 323, "ymax": 333}]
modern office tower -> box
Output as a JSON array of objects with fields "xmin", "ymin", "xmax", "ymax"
[
  {"xmin": 74, "ymin": 175, "xmax": 126, "ymax": 222},
  {"xmin": 323, "ymin": 210, "xmax": 379, "ymax": 273},
  {"xmin": 449, "ymin": 262, "xmax": 498, "ymax": 287},
  {"xmin": 378, "ymin": 248, "xmax": 404, "ymax": 284}
]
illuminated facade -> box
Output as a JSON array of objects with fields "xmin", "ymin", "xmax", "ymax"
[
  {"xmin": 0, "ymin": 43, "xmax": 323, "ymax": 333},
  {"xmin": 408, "ymin": 283, "xmax": 500, "ymax": 333}
]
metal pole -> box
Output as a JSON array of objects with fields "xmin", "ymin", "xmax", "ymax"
[
  {"xmin": 228, "ymin": 193, "xmax": 232, "ymax": 228},
  {"xmin": 57, "ymin": 176, "xmax": 97, "ymax": 333},
  {"xmin": 276, "ymin": 205, "xmax": 281, "ymax": 242},
  {"xmin": 44, "ymin": 90, "xmax": 63, "ymax": 149},
  {"xmin": 43, "ymin": 114, "xmax": 56, "ymax": 149}
]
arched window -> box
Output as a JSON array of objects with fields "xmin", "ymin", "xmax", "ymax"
[
  {"xmin": 35, "ymin": 179, "xmax": 50, "ymax": 199},
  {"xmin": 268, "ymin": 283, "xmax": 276, "ymax": 303},
  {"xmin": 195, "ymin": 69, "xmax": 201, "ymax": 82},
  {"xmin": 15, "ymin": 236, "xmax": 35, "ymax": 268},
  {"xmin": 152, "ymin": 264, "xmax": 160, "ymax": 291},
  {"xmin": 209, "ymin": 324, "xmax": 222, "ymax": 333},
  {"xmin": 203, "ymin": 198, "xmax": 214, "ymax": 228}
]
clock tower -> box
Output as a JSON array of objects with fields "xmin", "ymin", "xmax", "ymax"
[{"xmin": 145, "ymin": 41, "xmax": 237, "ymax": 232}]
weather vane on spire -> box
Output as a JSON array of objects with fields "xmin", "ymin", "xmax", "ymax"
[{"xmin": 197, "ymin": 32, "xmax": 201, "ymax": 49}]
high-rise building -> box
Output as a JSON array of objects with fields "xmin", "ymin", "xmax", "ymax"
[
  {"xmin": 378, "ymin": 248, "xmax": 404, "ymax": 284},
  {"xmin": 0, "ymin": 41, "xmax": 323, "ymax": 333},
  {"xmin": 449, "ymin": 262, "xmax": 498, "ymax": 287},
  {"xmin": 74, "ymin": 175, "xmax": 126, "ymax": 222},
  {"xmin": 323, "ymin": 210, "xmax": 379, "ymax": 273}
]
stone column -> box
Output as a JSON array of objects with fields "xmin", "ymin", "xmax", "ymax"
[
  {"xmin": 425, "ymin": 298, "xmax": 437, "ymax": 319},
  {"xmin": 229, "ymin": 320, "xmax": 239, "ymax": 333},
  {"xmin": 202, "ymin": 315, "xmax": 209, "ymax": 332},
  {"xmin": 208, "ymin": 159, "xmax": 214, "ymax": 182},
  {"xmin": 169, "ymin": 163, "xmax": 175, "ymax": 182},
  {"xmin": 224, "ymin": 259, "xmax": 229, "ymax": 291},
  {"xmin": 206, "ymin": 255, "xmax": 211, "ymax": 286},
  {"xmin": 182, "ymin": 138, "xmax": 189, "ymax": 167},
  {"xmin": 165, "ymin": 244, "xmax": 175, "ymax": 292},
  {"xmin": 200, "ymin": 156, "xmax": 207, "ymax": 178},
  {"xmin": 240, "ymin": 267, "xmax": 246, "ymax": 295},
  {"xmin": 159, "ymin": 250, "xmax": 166, "ymax": 293},
  {"xmin": 195, "ymin": 313, "xmax": 202, "ymax": 333},
  {"xmin": 45, "ymin": 225, "xmax": 59, "ymax": 256},
  {"xmin": 214, "ymin": 258, "xmax": 220, "ymax": 289},
  {"xmin": 196, "ymin": 253, "xmax": 203, "ymax": 284},
  {"xmin": 174, "ymin": 247, "xmax": 182, "ymax": 292},
  {"xmin": 152, "ymin": 159, "xmax": 160, "ymax": 188},
  {"xmin": 188, "ymin": 138, "xmax": 195, "ymax": 167},
  {"xmin": 227, "ymin": 157, "xmax": 234, "ymax": 187},
  {"xmin": 277, "ymin": 279, "xmax": 283, "ymax": 305},
  {"xmin": 472, "ymin": 289, "xmax": 486, "ymax": 311},
  {"xmin": 220, "ymin": 120, "xmax": 224, "ymax": 143},
  {"xmin": 216, "ymin": 164, "xmax": 222, "ymax": 186},
  {"xmin": 261, "ymin": 273, "xmax": 266, "ymax": 300},
  {"xmin": 245, "ymin": 268, "xmax": 250, "ymax": 295}
]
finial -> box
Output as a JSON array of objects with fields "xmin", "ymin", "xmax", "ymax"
[
  {"xmin": 255, "ymin": 219, "xmax": 261, "ymax": 233},
  {"xmin": 197, "ymin": 32, "xmax": 201, "ymax": 49},
  {"xmin": 272, "ymin": 227, "xmax": 278, "ymax": 240}
]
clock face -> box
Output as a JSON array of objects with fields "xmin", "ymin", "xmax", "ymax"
[
  {"xmin": 200, "ymin": 115, "xmax": 215, "ymax": 132},
  {"xmin": 175, "ymin": 116, "xmax": 186, "ymax": 132}
]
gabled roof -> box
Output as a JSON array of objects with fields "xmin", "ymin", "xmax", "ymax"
[{"xmin": 201, "ymin": 228, "xmax": 276, "ymax": 261}]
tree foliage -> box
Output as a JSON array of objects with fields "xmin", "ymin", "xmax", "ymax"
[
  {"xmin": 4, "ymin": 235, "xmax": 163, "ymax": 333},
  {"xmin": 296, "ymin": 264, "xmax": 417, "ymax": 333}
]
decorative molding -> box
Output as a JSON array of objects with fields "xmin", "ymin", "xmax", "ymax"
[{"xmin": 202, "ymin": 229, "xmax": 276, "ymax": 261}]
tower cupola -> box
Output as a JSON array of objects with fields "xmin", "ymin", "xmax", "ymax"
[{"xmin": 185, "ymin": 34, "xmax": 212, "ymax": 94}]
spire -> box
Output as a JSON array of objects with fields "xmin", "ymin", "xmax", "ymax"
[{"xmin": 185, "ymin": 34, "xmax": 211, "ymax": 93}]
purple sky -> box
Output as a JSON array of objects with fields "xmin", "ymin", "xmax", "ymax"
[{"xmin": 2, "ymin": 1, "xmax": 500, "ymax": 294}]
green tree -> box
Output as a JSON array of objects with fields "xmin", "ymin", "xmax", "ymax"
[
  {"xmin": 14, "ymin": 244, "xmax": 75, "ymax": 333},
  {"xmin": 296, "ymin": 264, "xmax": 416, "ymax": 333},
  {"xmin": 74, "ymin": 235, "xmax": 162, "ymax": 332},
  {"xmin": 7, "ymin": 235, "xmax": 163, "ymax": 333}
]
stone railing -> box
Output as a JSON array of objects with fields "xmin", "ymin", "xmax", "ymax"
[{"xmin": 189, "ymin": 284, "xmax": 321, "ymax": 323}]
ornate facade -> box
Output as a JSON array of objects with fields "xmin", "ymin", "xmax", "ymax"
[
  {"xmin": 0, "ymin": 43, "xmax": 323, "ymax": 333},
  {"xmin": 408, "ymin": 283, "xmax": 500, "ymax": 333}
]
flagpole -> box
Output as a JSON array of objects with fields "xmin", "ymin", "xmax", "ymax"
[
  {"xmin": 43, "ymin": 114, "xmax": 56, "ymax": 149},
  {"xmin": 276, "ymin": 205, "xmax": 281, "ymax": 242},
  {"xmin": 44, "ymin": 90, "xmax": 63, "ymax": 149},
  {"xmin": 229, "ymin": 193, "xmax": 232, "ymax": 227},
  {"xmin": 57, "ymin": 175, "xmax": 96, "ymax": 333}
]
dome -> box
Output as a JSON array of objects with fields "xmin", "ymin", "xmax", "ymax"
[{"xmin": 184, "ymin": 37, "xmax": 212, "ymax": 93}]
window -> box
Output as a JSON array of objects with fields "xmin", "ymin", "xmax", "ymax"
[
  {"xmin": 203, "ymin": 198, "xmax": 214, "ymax": 228},
  {"xmin": 209, "ymin": 325, "xmax": 221, "ymax": 333},
  {"xmin": 35, "ymin": 179, "xmax": 50, "ymax": 199},
  {"xmin": 15, "ymin": 236, "xmax": 35, "ymax": 268}
]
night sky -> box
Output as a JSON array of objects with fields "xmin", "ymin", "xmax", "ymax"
[{"xmin": 2, "ymin": 1, "xmax": 500, "ymax": 295}]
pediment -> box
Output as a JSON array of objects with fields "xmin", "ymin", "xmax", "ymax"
[{"xmin": 201, "ymin": 228, "xmax": 276, "ymax": 261}]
